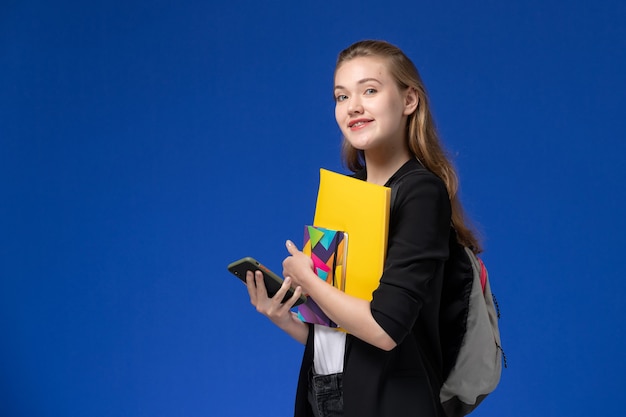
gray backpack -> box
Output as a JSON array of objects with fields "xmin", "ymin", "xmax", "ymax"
[{"xmin": 438, "ymin": 237, "xmax": 505, "ymax": 417}]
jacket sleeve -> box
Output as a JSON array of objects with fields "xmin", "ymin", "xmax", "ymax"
[{"xmin": 370, "ymin": 171, "xmax": 451, "ymax": 345}]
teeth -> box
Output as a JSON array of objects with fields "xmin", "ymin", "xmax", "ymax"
[{"xmin": 352, "ymin": 121, "xmax": 366, "ymax": 127}]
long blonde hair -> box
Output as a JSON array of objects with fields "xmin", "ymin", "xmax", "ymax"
[{"xmin": 336, "ymin": 40, "xmax": 482, "ymax": 253}]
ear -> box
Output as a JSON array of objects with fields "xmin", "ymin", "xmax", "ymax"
[{"xmin": 403, "ymin": 87, "xmax": 419, "ymax": 115}]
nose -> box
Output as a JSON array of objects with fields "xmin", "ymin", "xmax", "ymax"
[{"xmin": 347, "ymin": 96, "xmax": 363, "ymax": 115}]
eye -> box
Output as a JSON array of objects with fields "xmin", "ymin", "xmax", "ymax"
[
  {"xmin": 335, "ymin": 94, "xmax": 348, "ymax": 102},
  {"xmin": 364, "ymin": 88, "xmax": 377, "ymax": 95}
]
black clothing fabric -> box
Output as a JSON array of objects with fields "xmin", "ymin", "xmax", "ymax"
[{"xmin": 294, "ymin": 158, "xmax": 451, "ymax": 417}]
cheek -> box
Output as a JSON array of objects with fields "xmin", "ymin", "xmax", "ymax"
[{"xmin": 334, "ymin": 106, "xmax": 343, "ymax": 128}]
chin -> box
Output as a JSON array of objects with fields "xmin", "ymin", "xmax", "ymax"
[{"xmin": 345, "ymin": 137, "xmax": 374, "ymax": 151}]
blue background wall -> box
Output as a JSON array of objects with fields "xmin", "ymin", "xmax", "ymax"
[{"xmin": 2, "ymin": 1, "xmax": 625, "ymax": 416}]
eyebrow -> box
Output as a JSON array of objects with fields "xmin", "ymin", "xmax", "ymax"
[{"xmin": 334, "ymin": 77, "xmax": 383, "ymax": 91}]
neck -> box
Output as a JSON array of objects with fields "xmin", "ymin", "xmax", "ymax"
[{"xmin": 364, "ymin": 146, "xmax": 411, "ymax": 186}]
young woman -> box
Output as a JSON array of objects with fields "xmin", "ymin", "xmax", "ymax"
[{"xmin": 246, "ymin": 40, "xmax": 481, "ymax": 417}]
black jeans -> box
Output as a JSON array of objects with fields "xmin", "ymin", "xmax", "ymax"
[{"xmin": 307, "ymin": 371, "xmax": 344, "ymax": 417}]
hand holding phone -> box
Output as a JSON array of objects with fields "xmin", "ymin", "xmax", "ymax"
[{"xmin": 228, "ymin": 257, "xmax": 307, "ymax": 306}]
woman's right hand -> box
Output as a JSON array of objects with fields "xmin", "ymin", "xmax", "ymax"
[{"xmin": 245, "ymin": 270, "xmax": 305, "ymax": 330}]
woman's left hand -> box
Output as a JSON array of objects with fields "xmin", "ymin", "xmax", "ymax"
[{"xmin": 282, "ymin": 240, "xmax": 315, "ymax": 290}]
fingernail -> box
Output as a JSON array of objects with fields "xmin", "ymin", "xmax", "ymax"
[{"xmin": 286, "ymin": 240, "xmax": 293, "ymax": 246}]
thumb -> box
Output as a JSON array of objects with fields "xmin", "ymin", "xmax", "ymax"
[{"xmin": 285, "ymin": 239, "xmax": 299, "ymax": 254}]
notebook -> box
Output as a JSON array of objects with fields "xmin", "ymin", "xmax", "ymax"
[{"xmin": 297, "ymin": 225, "xmax": 347, "ymax": 326}]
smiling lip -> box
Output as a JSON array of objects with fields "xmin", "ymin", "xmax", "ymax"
[{"xmin": 348, "ymin": 118, "xmax": 373, "ymax": 130}]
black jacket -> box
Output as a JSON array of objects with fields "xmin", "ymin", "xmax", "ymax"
[{"xmin": 294, "ymin": 158, "xmax": 451, "ymax": 417}]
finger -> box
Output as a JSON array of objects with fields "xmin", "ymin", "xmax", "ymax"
[
  {"xmin": 285, "ymin": 240, "xmax": 299, "ymax": 254},
  {"xmin": 281, "ymin": 285, "xmax": 303, "ymax": 310},
  {"xmin": 271, "ymin": 275, "xmax": 293, "ymax": 304},
  {"xmin": 245, "ymin": 270, "xmax": 257, "ymax": 304},
  {"xmin": 254, "ymin": 270, "xmax": 269, "ymax": 299}
]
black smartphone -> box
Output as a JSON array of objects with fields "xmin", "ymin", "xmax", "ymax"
[{"xmin": 227, "ymin": 256, "xmax": 307, "ymax": 306}]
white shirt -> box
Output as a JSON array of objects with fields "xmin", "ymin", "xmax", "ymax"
[{"xmin": 313, "ymin": 324, "xmax": 346, "ymax": 375}]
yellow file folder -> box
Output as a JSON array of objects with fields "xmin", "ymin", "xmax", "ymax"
[{"xmin": 313, "ymin": 169, "xmax": 391, "ymax": 301}]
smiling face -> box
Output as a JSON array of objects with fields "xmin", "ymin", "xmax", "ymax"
[{"xmin": 334, "ymin": 56, "xmax": 417, "ymax": 157}]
